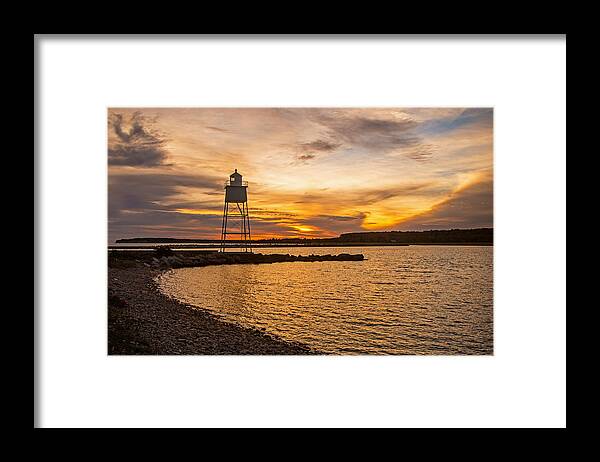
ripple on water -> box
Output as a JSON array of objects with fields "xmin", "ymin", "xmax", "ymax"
[{"xmin": 157, "ymin": 246, "xmax": 493, "ymax": 355}]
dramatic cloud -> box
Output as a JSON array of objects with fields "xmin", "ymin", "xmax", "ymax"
[
  {"xmin": 294, "ymin": 139, "xmax": 341, "ymax": 162},
  {"xmin": 109, "ymin": 172, "xmax": 223, "ymax": 237},
  {"xmin": 301, "ymin": 139, "xmax": 341, "ymax": 152},
  {"xmin": 313, "ymin": 111, "xmax": 436, "ymax": 161},
  {"xmin": 108, "ymin": 112, "xmax": 170, "ymax": 167},
  {"xmin": 396, "ymin": 173, "xmax": 493, "ymax": 230}
]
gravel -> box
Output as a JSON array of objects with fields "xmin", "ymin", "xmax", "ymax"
[{"xmin": 108, "ymin": 266, "xmax": 316, "ymax": 355}]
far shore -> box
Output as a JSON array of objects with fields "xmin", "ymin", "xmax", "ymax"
[
  {"xmin": 113, "ymin": 228, "xmax": 493, "ymax": 248},
  {"xmin": 109, "ymin": 242, "xmax": 493, "ymax": 250}
]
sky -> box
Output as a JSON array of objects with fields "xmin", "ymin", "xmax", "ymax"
[{"xmin": 108, "ymin": 108, "xmax": 493, "ymax": 242}]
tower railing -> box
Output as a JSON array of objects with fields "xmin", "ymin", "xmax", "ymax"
[{"xmin": 224, "ymin": 180, "xmax": 249, "ymax": 187}]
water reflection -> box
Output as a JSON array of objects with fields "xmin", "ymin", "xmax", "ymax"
[{"xmin": 157, "ymin": 246, "xmax": 493, "ymax": 355}]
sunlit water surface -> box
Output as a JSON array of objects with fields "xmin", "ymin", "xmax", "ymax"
[{"xmin": 157, "ymin": 246, "xmax": 493, "ymax": 355}]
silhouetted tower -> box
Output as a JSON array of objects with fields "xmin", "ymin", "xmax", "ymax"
[{"xmin": 220, "ymin": 169, "xmax": 252, "ymax": 252}]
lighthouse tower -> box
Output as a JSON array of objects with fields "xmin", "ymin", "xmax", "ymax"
[{"xmin": 220, "ymin": 169, "xmax": 252, "ymax": 252}]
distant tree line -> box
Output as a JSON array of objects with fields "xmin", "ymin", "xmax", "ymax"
[
  {"xmin": 116, "ymin": 237, "xmax": 216, "ymax": 243},
  {"xmin": 116, "ymin": 228, "xmax": 493, "ymax": 245},
  {"xmin": 334, "ymin": 228, "xmax": 493, "ymax": 244}
]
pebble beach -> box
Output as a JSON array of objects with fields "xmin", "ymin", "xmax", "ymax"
[{"xmin": 108, "ymin": 250, "xmax": 363, "ymax": 355}]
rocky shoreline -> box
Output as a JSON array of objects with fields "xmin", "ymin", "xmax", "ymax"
[{"xmin": 108, "ymin": 250, "xmax": 364, "ymax": 355}]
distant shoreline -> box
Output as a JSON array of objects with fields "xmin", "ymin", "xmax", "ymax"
[
  {"xmin": 109, "ymin": 242, "xmax": 493, "ymax": 249},
  {"xmin": 114, "ymin": 227, "xmax": 493, "ymax": 247}
]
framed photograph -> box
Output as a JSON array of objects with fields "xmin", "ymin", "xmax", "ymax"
[
  {"xmin": 35, "ymin": 34, "xmax": 566, "ymax": 428},
  {"xmin": 107, "ymin": 107, "xmax": 494, "ymax": 356}
]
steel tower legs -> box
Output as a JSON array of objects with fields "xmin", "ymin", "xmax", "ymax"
[{"xmin": 220, "ymin": 200, "xmax": 252, "ymax": 252}]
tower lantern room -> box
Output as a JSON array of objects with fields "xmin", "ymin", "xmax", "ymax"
[{"xmin": 229, "ymin": 169, "xmax": 242, "ymax": 186}]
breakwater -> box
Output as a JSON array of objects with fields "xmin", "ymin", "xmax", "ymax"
[{"xmin": 108, "ymin": 249, "xmax": 365, "ymax": 270}]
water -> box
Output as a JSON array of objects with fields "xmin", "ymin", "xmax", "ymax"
[{"xmin": 157, "ymin": 246, "xmax": 493, "ymax": 355}]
